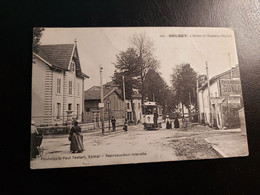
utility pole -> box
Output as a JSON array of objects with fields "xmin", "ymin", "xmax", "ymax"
[
  {"xmin": 122, "ymin": 75, "xmax": 127, "ymax": 120},
  {"xmin": 100, "ymin": 66, "xmax": 104, "ymax": 134},
  {"xmin": 206, "ymin": 62, "xmax": 213, "ymax": 127},
  {"xmin": 196, "ymin": 80, "xmax": 200, "ymax": 123},
  {"xmin": 189, "ymin": 92, "xmax": 192, "ymax": 122}
]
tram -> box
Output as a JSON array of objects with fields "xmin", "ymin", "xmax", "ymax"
[{"xmin": 142, "ymin": 101, "xmax": 163, "ymax": 130}]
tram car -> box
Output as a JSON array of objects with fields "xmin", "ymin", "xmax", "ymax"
[{"xmin": 142, "ymin": 101, "xmax": 163, "ymax": 130}]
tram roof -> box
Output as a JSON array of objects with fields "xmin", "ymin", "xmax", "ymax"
[{"xmin": 143, "ymin": 101, "xmax": 157, "ymax": 106}]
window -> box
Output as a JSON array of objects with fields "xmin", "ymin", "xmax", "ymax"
[
  {"xmin": 71, "ymin": 61, "xmax": 75, "ymax": 72},
  {"xmin": 215, "ymin": 92, "xmax": 217, "ymax": 97},
  {"xmin": 57, "ymin": 78, "xmax": 61, "ymax": 94},
  {"xmin": 127, "ymin": 103, "xmax": 130, "ymax": 109},
  {"xmin": 57, "ymin": 103, "xmax": 61, "ymax": 119},
  {"xmin": 138, "ymin": 103, "xmax": 140, "ymax": 109},
  {"xmin": 69, "ymin": 81, "xmax": 72, "ymax": 95},
  {"xmin": 68, "ymin": 103, "xmax": 72, "ymax": 111}
]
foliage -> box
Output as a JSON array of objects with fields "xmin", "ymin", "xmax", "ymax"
[
  {"xmin": 33, "ymin": 27, "xmax": 45, "ymax": 53},
  {"xmin": 171, "ymin": 63, "xmax": 197, "ymax": 111},
  {"xmin": 112, "ymin": 48, "xmax": 140, "ymax": 123},
  {"xmin": 143, "ymin": 69, "xmax": 176, "ymax": 112},
  {"xmin": 113, "ymin": 48, "xmax": 140, "ymax": 99},
  {"xmin": 130, "ymin": 33, "xmax": 159, "ymax": 103},
  {"xmin": 197, "ymin": 74, "xmax": 207, "ymax": 88}
]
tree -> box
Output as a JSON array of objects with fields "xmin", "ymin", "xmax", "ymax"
[
  {"xmin": 143, "ymin": 69, "xmax": 177, "ymax": 115},
  {"xmin": 197, "ymin": 74, "xmax": 207, "ymax": 88},
  {"xmin": 130, "ymin": 33, "xmax": 159, "ymax": 104},
  {"xmin": 33, "ymin": 27, "xmax": 45, "ymax": 53},
  {"xmin": 112, "ymin": 48, "xmax": 140, "ymax": 124},
  {"xmin": 171, "ymin": 63, "xmax": 197, "ymax": 120}
]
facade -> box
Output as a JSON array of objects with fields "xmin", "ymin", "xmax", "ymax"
[
  {"xmin": 198, "ymin": 66, "xmax": 243, "ymax": 129},
  {"xmin": 84, "ymin": 85, "xmax": 125, "ymax": 122},
  {"xmin": 32, "ymin": 42, "xmax": 88, "ymax": 126},
  {"xmin": 125, "ymin": 94, "xmax": 142, "ymax": 122}
]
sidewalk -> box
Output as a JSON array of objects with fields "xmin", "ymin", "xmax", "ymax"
[{"xmin": 205, "ymin": 133, "xmax": 249, "ymax": 158}]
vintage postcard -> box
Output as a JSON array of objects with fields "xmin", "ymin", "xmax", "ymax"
[{"xmin": 31, "ymin": 27, "xmax": 248, "ymax": 169}]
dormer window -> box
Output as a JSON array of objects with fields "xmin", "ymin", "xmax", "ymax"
[{"xmin": 71, "ymin": 61, "xmax": 75, "ymax": 72}]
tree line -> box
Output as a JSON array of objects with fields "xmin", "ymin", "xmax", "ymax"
[{"xmin": 113, "ymin": 33, "xmax": 206, "ymax": 123}]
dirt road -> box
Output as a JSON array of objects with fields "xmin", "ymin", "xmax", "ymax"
[{"xmin": 30, "ymin": 123, "xmax": 244, "ymax": 169}]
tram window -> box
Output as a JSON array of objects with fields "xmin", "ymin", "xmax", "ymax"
[{"xmin": 146, "ymin": 109, "xmax": 152, "ymax": 114}]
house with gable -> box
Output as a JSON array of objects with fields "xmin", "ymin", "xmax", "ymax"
[
  {"xmin": 32, "ymin": 41, "xmax": 88, "ymax": 126},
  {"xmin": 84, "ymin": 84, "xmax": 125, "ymax": 123}
]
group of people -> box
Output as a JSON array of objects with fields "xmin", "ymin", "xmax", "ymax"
[
  {"xmin": 166, "ymin": 117, "xmax": 188, "ymax": 129},
  {"xmin": 31, "ymin": 115, "xmax": 188, "ymax": 160}
]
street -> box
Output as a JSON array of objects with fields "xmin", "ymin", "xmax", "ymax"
[{"xmin": 31, "ymin": 122, "xmax": 248, "ymax": 169}]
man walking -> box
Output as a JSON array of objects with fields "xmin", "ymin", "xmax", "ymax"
[{"xmin": 111, "ymin": 116, "xmax": 116, "ymax": 132}]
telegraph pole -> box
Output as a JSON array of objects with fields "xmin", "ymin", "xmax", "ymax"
[
  {"xmin": 196, "ymin": 80, "xmax": 200, "ymax": 123},
  {"xmin": 206, "ymin": 62, "xmax": 213, "ymax": 126},
  {"xmin": 188, "ymin": 92, "xmax": 192, "ymax": 121},
  {"xmin": 100, "ymin": 66, "xmax": 104, "ymax": 134},
  {"xmin": 122, "ymin": 75, "xmax": 127, "ymax": 119}
]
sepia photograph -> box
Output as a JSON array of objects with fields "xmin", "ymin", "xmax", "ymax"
[{"xmin": 31, "ymin": 27, "xmax": 249, "ymax": 169}]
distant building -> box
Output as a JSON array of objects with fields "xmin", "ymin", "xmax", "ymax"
[
  {"xmin": 198, "ymin": 66, "xmax": 243, "ymax": 129},
  {"xmin": 84, "ymin": 85, "xmax": 125, "ymax": 122},
  {"xmin": 125, "ymin": 94, "xmax": 142, "ymax": 122},
  {"xmin": 32, "ymin": 42, "xmax": 88, "ymax": 126}
]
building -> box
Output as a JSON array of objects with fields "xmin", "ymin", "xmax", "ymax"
[
  {"xmin": 84, "ymin": 85, "xmax": 125, "ymax": 122},
  {"xmin": 198, "ymin": 66, "xmax": 243, "ymax": 129},
  {"xmin": 32, "ymin": 41, "xmax": 88, "ymax": 126},
  {"xmin": 125, "ymin": 94, "xmax": 142, "ymax": 122},
  {"xmin": 104, "ymin": 81, "xmax": 142, "ymax": 123}
]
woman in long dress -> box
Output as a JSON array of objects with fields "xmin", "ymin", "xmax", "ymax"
[
  {"xmin": 174, "ymin": 118, "xmax": 180, "ymax": 128},
  {"xmin": 69, "ymin": 121, "xmax": 84, "ymax": 153}
]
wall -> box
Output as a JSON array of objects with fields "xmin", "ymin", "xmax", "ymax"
[
  {"xmin": 51, "ymin": 70, "xmax": 64, "ymax": 125},
  {"xmin": 31, "ymin": 57, "xmax": 47, "ymax": 125},
  {"xmin": 65, "ymin": 66, "xmax": 83, "ymax": 123},
  {"xmin": 84, "ymin": 91, "xmax": 125, "ymax": 122},
  {"xmin": 104, "ymin": 92, "xmax": 125, "ymax": 120},
  {"xmin": 199, "ymin": 80, "xmax": 219, "ymax": 125},
  {"xmin": 125, "ymin": 99, "xmax": 142, "ymax": 121}
]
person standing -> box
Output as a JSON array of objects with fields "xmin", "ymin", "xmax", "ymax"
[
  {"xmin": 174, "ymin": 118, "xmax": 180, "ymax": 128},
  {"xmin": 153, "ymin": 109, "xmax": 158, "ymax": 125},
  {"xmin": 123, "ymin": 118, "xmax": 128, "ymax": 132},
  {"xmin": 31, "ymin": 120, "xmax": 39, "ymax": 160},
  {"xmin": 111, "ymin": 116, "xmax": 116, "ymax": 132},
  {"xmin": 69, "ymin": 121, "xmax": 84, "ymax": 153}
]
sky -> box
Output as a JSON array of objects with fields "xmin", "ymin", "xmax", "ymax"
[{"xmin": 40, "ymin": 27, "xmax": 239, "ymax": 90}]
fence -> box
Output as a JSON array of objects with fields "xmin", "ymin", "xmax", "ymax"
[
  {"xmin": 83, "ymin": 109, "xmax": 125, "ymax": 123},
  {"xmin": 32, "ymin": 114, "xmax": 125, "ymax": 135}
]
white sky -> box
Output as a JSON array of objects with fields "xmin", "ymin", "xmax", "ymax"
[{"xmin": 40, "ymin": 27, "xmax": 239, "ymax": 90}]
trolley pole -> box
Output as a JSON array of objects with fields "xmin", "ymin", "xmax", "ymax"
[{"xmin": 100, "ymin": 66, "xmax": 104, "ymax": 134}]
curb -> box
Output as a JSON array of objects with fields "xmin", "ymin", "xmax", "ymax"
[{"xmin": 205, "ymin": 138, "xmax": 228, "ymax": 158}]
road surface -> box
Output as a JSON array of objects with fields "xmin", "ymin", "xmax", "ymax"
[{"xmin": 31, "ymin": 122, "xmax": 245, "ymax": 169}]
